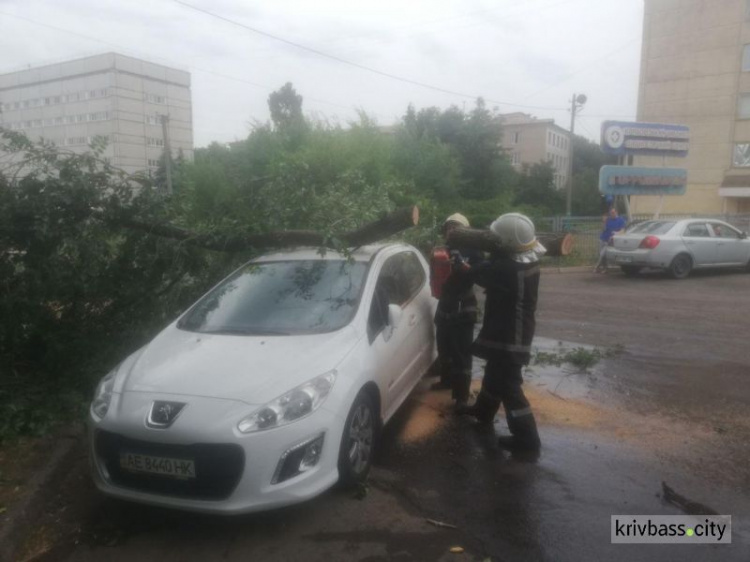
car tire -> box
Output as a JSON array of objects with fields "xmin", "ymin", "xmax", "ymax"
[
  {"xmin": 620, "ymin": 265, "xmax": 642, "ymax": 277},
  {"xmin": 338, "ymin": 390, "xmax": 378, "ymax": 487},
  {"xmin": 668, "ymin": 254, "xmax": 692, "ymax": 279}
]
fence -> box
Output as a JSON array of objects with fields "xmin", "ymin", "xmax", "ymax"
[{"xmin": 539, "ymin": 214, "xmax": 750, "ymax": 265}]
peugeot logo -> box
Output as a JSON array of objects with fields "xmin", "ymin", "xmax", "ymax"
[{"xmin": 147, "ymin": 401, "xmax": 186, "ymax": 429}]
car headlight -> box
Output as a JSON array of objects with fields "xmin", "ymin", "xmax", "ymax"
[
  {"xmin": 237, "ymin": 372, "xmax": 336, "ymax": 434},
  {"xmin": 90, "ymin": 367, "xmax": 118, "ymax": 421}
]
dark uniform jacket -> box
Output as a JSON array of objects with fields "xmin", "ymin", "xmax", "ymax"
[
  {"xmin": 434, "ymin": 247, "xmax": 482, "ymax": 325},
  {"xmin": 470, "ymin": 254, "xmax": 540, "ymax": 365}
]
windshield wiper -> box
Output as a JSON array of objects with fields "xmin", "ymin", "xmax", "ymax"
[{"xmin": 202, "ymin": 327, "xmax": 291, "ymax": 336}]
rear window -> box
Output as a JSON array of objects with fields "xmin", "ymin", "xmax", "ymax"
[{"xmin": 627, "ymin": 221, "xmax": 676, "ymax": 235}]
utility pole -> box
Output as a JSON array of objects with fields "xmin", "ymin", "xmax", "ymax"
[
  {"xmin": 565, "ymin": 93, "xmax": 587, "ymax": 216},
  {"xmin": 160, "ymin": 114, "xmax": 173, "ymax": 195}
]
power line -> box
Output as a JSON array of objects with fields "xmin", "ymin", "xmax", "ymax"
[
  {"xmin": 524, "ymin": 36, "xmax": 641, "ymax": 100},
  {"xmin": 173, "ymin": 0, "xmax": 568, "ymax": 112}
]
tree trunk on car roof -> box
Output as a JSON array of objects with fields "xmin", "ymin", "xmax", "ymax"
[
  {"xmin": 447, "ymin": 228, "xmax": 574, "ymax": 257},
  {"xmin": 111, "ymin": 206, "xmax": 420, "ymax": 252}
]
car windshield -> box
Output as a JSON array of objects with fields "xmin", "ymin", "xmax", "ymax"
[
  {"xmin": 627, "ymin": 221, "xmax": 676, "ymax": 235},
  {"xmin": 178, "ymin": 260, "xmax": 368, "ymax": 335}
]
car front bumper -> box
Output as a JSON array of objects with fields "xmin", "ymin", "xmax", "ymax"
[{"xmin": 88, "ymin": 392, "xmax": 346, "ymax": 514}]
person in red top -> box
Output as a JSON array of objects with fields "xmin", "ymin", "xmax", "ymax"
[{"xmin": 430, "ymin": 214, "xmax": 481, "ymax": 410}]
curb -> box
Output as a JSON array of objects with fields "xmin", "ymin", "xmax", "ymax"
[
  {"xmin": 540, "ymin": 266, "xmax": 593, "ymax": 274},
  {"xmin": 0, "ymin": 424, "xmax": 84, "ymax": 562}
]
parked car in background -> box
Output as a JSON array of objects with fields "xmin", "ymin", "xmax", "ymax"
[
  {"xmin": 607, "ymin": 219, "xmax": 750, "ymax": 279},
  {"xmin": 88, "ymin": 243, "xmax": 436, "ymax": 514}
]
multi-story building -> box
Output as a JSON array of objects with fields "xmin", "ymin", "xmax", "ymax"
[
  {"xmin": 0, "ymin": 53, "xmax": 193, "ymax": 175},
  {"xmin": 500, "ymin": 112, "xmax": 571, "ymax": 190},
  {"xmin": 634, "ymin": 0, "xmax": 750, "ymax": 214}
]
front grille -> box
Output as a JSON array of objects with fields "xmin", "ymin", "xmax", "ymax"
[{"xmin": 95, "ymin": 430, "xmax": 245, "ymax": 501}]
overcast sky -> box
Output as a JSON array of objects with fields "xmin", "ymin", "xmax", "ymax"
[{"xmin": 0, "ymin": 0, "xmax": 644, "ymax": 147}]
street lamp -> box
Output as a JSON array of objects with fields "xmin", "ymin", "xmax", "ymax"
[{"xmin": 566, "ymin": 93, "xmax": 587, "ymax": 216}]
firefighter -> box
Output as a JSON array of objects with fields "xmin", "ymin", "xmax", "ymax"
[
  {"xmin": 430, "ymin": 213, "xmax": 481, "ymax": 410},
  {"xmin": 456, "ymin": 213, "xmax": 545, "ymax": 453}
]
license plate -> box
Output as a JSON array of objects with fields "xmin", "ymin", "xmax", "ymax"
[
  {"xmin": 120, "ymin": 452, "xmax": 196, "ymax": 479},
  {"xmin": 615, "ymin": 255, "xmax": 633, "ymax": 263}
]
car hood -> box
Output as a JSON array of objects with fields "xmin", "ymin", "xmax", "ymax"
[{"xmin": 117, "ymin": 324, "xmax": 361, "ymax": 405}]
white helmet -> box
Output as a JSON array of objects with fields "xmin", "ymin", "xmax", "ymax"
[
  {"xmin": 490, "ymin": 213, "xmax": 538, "ymax": 253},
  {"xmin": 443, "ymin": 213, "xmax": 470, "ymax": 228}
]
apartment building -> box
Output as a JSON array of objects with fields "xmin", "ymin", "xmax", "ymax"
[
  {"xmin": 0, "ymin": 53, "xmax": 193, "ymax": 174},
  {"xmin": 634, "ymin": 0, "xmax": 750, "ymax": 214},
  {"xmin": 500, "ymin": 112, "xmax": 571, "ymax": 189}
]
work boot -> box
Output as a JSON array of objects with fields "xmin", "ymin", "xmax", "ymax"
[
  {"xmin": 500, "ymin": 410, "xmax": 541, "ymax": 452},
  {"xmin": 455, "ymin": 391, "xmax": 498, "ymax": 424}
]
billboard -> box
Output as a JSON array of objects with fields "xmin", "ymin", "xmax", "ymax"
[
  {"xmin": 599, "ymin": 166, "xmax": 687, "ymax": 196},
  {"xmin": 601, "ymin": 121, "xmax": 689, "ymax": 157}
]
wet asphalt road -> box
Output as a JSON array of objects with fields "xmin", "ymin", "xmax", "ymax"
[{"xmin": 17, "ymin": 269, "xmax": 750, "ymax": 561}]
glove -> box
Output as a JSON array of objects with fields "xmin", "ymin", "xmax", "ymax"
[{"xmin": 449, "ymin": 250, "xmax": 464, "ymax": 265}]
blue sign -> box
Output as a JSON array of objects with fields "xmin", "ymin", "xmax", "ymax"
[
  {"xmin": 599, "ymin": 166, "xmax": 687, "ymax": 196},
  {"xmin": 601, "ymin": 121, "xmax": 689, "ymax": 157}
]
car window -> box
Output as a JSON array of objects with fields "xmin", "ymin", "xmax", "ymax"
[
  {"xmin": 367, "ymin": 253, "xmax": 416, "ymax": 339},
  {"xmin": 709, "ymin": 223, "xmax": 740, "ymax": 239},
  {"xmin": 628, "ymin": 221, "xmax": 676, "ymax": 235},
  {"xmin": 683, "ymin": 223, "xmax": 710, "ymax": 237},
  {"xmin": 400, "ymin": 252, "xmax": 426, "ymax": 300},
  {"xmin": 178, "ymin": 260, "xmax": 368, "ymax": 335}
]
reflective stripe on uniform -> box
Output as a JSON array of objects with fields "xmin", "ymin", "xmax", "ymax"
[{"xmin": 509, "ymin": 407, "xmax": 533, "ymax": 418}]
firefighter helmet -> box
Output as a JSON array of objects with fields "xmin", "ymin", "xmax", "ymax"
[
  {"xmin": 490, "ymin": 213, "xmax": 538, "ymax": 253},
  {"xmin": 443, "ymin": 213, "xmax": 470, "ymax": 228}
]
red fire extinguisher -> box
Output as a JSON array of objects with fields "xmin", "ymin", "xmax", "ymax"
[{"xmin": 430, "ymin": 247, "xmax": 452, "ymax": 299}]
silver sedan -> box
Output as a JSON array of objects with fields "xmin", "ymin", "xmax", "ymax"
[{"xmin": 606, "ymin": 219, "xmax": 750, "ymax": 279}]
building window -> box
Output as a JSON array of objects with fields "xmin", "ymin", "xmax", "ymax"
[
  {"xmin": 743, "ymin": 45, "xmax": 750, "ymax": 72},
  {"xmin": 145, "ymin": 93, "xmax": 166, "ymax": 104},
  {"xmin": 511, "ymin": 153, "xmax": 520, "ymax": 165},
  {"xmin": 145, "ymin": 115, "xmax": 160, "ymax": 125},
  {"xmin": 733, "ymin": 143, "xmax": 750, "ymax": 167},
  {"xmin": 148, "ymin": 158, "xmax": 160, "ymax": 167},
  {"xmin": 147, "ymin": 137, "xmax": 165, "ymax": 147},
  {"xmin": 513, "ymin": 131, "xmax": 520, "ymax": 144},
  {"xmin": 739, "ymin": 94, "xmax": 750, "ymax": 119}
]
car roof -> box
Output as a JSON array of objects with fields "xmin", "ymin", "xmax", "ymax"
[{"xmin": 251, "ymin": 243, "xmax": 415, "ymax": 263}]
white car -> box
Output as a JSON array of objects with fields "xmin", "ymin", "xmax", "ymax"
[
  {"xmin": 606, "ymin": 219, "xmax": 750, "ymax": 278},
  {"xmin": 88, "ymin": 243, "xmax": 436, "ymax": 514}
]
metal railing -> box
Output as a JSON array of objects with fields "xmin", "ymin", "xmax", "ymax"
[{"xmin": 539, "ymin": 214, "xmax": 750, "ymax": 263}]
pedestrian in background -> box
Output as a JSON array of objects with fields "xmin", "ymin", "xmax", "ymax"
[{"xmin": 594, "ymin": 207, "xmax": 627, "ymax": 273}]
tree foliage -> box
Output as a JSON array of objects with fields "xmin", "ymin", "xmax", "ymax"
[{"xmin": 0, "ymin": 83, "xmax": 609, "ymax": 439}]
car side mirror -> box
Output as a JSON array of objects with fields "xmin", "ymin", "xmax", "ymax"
[{"xmin": 387, "ymin": 304, "xmax": 403, "ymax": 329}]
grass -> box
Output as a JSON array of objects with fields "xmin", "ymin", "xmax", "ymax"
[{"xmin": 533, "ymin": 343, "xmax": 624, "ymax": 372}]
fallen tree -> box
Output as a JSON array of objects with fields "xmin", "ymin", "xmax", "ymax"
[
  {"xmin": 446, "ymin": 228, "xmax": 574, "ymax": 257},
  {"xmin": 111, "ymin": 206, "xmax": 420, "ymax": 252}
]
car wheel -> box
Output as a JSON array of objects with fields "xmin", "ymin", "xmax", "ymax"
[
  {"xmin": 668, "ymin": 254, "xmax": 692, "ymax": 279},
  {"xmin": 338, "ymin": 390, "xmax": 377, "ymax": 487},
  {"xmin": 620, "ymin": 265, "xmax": 642, "ymax": 277}
]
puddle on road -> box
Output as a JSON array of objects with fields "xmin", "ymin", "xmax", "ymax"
[{"xmin": 471, "ymin": 336, "xmax": 615, "ymax": 403}]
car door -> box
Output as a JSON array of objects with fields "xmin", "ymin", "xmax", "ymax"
[
  {"xmin": 681, "ymin": 222, "xmax": 718, "ymax": 266},
  {"xmin": 366, "ymin": 253, "xmax": 420, "ymax": 417},
  {"xmin": 709, "ymin": 223, "xmax": 748, "ymax": 265}
]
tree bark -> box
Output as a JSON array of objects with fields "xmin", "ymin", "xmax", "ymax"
[
  {"xmin": 447, "ymin": 228, "xmax": 574, "ymax": 257},
  {"xmin": 111, "ymin": 206, "xmax": 420, "ymax": 253}
]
